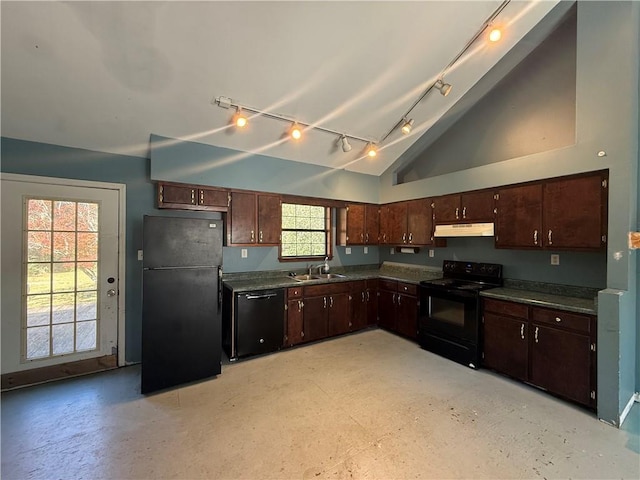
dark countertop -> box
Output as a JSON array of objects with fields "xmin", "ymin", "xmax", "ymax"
[
  {"xmin": 480, "ymin": 288, "xmax": 598, "ymax": 315},
  {"xmin": 223, "ymin": 262, "xmax": 443, "ymax": 293}
]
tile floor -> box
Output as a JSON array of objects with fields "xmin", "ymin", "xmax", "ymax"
[{"xmin": 2, "ymin": 329, "xmax": 639, "ymax": 479}]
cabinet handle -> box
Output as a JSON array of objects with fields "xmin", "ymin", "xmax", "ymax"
[
  {"xmin": 398, "ymin": 295, "xmax": 402, "ymax": 306},
  {"xmin": 199, "ymin": 191, "xmax": 204, "ymax": 204},
  {"xmin": 555, "ymin": 317, "xmax": 562, "ymax": 323},
  {"xmin": 402, "ymin": 233, "xmax": 406, "ymax": 243},
  {"xmin": 259, "ymin": 231, "xmax": 263, "ymax": 243},
  {"xmin": 301, "ymin": 331, "xmax": 305, "ymax": 338},
  {"xmin": 455, "ymin": 207, "xmax": 459, "ymax": 220},
  {"xmin": 362, "ymin": 292, "xmax": 365, "ymax": 302},
  {"xmin": 366, "ymin": 291, "xmax": 370, "ymax": 301},
  {"xmin": 534, "ymin": 326, "xmax": 539, "ymax": 343},
  {"xmin": 365, "ymin": 233, "xmax": 369, "ymax": 243},
  {"xmin": 298, "ymin": 300, "xmax": 303, "ymax": 312},
  {"xmin": 330, "ymin": 296, "xmax": 334, "ymax": 308},
  {"xmin": 392, "ymin": 293, "xmax": 396, "ymax": 305},
  {"xmin": 520, "ymin": 323, "xmax": 525, "ymax": 340},
  {"xmin": 533, "ymin": 230, "xmax": 538, "ymax": 245},
  {"xmin": 361, "ymin": 233, "xmax": 364, "ymax": 242},
  {"xmin": 548, "ymin": 229, "xmax": 553, "ymax": 245},
  {"xmin": 191, "ymin": 189, "xmax": 196, "ymax": 204},
  {"xmin": 250, "ymin": 230, "xmax": 255, "ymax": 242},
  {"xmin": 408, "ymin": 233, "xmax": 413, "ymax": 243},
  {"xmin": 462, "ymin": 207, "xmax": 466, "ymax": 219}
]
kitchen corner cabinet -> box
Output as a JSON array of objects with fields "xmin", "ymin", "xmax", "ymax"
[
  {"xmin": 432, "ymin": 191, "xmax": 495, "ymax": 224},
  {"xmin": 157, "ymin": 182, "xmax": 229, "ymax": 212},
  {"xmin": 377, "ymin": 279, "xmax": 418, "ymax": 339},
  {"xmin": 495, "ymin": 171, "xmax": 608, "ymax": 251},
  {"xmin": 338, "ymin": 203, "xmax": 379, "ymax": 245},
  {"xmin": 482, "ymin": 298, "xmax": 596, "ymax": 409},
  {"xmin": 350, "ymin": 280, "xmax": 378, "ymax": 331},
  {"xmin": 381, "ymin": 199, "xmax": 433, "ymax": 246},
  {"xmin": 228, "ymin": 192, "xmax": 281, "ymax": 246}
]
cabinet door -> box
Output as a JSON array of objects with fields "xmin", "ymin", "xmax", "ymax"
[
  {"xmin": 495, "ymin": 184, "xmax": 543, "ymax": 249},
  {"xmin": 364, "ymin": 204, "xmax": 379, "ymax": 244},
  {"xmin": 432, "ymin": 194, "xmax": 460, "ymax": 223},
  {"xmin": 350, "ymin": 288, "xmax": 368, "ymax": 331},
  {"xmin": 257, "ymin": 194, "xmax": 281, "ymax": 245},
  {"xmin": 406, "ymin": 198, "xmax": 432, "ymax": 245},
  {"xmin": 199, "ymin": 188, "xmax": 228, "ymax": 209},
  {"xmin": 229, "ymin": 192, "xmax": 257, "ymax": 244},
  {"xmin": 377, "ymin": 289, "xmax": 397, "ymax": 331},
  {"xmin": 482, "ymin": 312, "xmax": 528, "ymax": 381},
  {"xmin": 158, "ymin": 183, "xmax": 196, "ymax": 207},
  {"xmin": 396, "ymin": 294, "xmax": 418, "ymax": 339},
  {"xmin": 366, "ymin": 280, "xmax": 378, "ymax": 326},
  {"xmin": 530, "ymin": 324, "xmax": 592, "ymax": 406},
  {"xmin": 460, "ymin": 191, "xmax": 494, "ymax": 222},
  {"xmin": 286, "ymin": 299, "xmax": 304, "ymax": 346},
  {"xmin": 328, "ymin": 293, "xmax": 350, "ymax": 336},
  {"xmin": 303, "ymin": 296, "xmax": 328, "ymax": 342},
  {"xmin": 378, "ymin": 205, "xmax": 391, "ymax": 244},
  {"xmin": 388, "ymin": 203, "xmax": 408, "ymax": 245},
  {"xmin": 543, "ymin": 174, "xmax": 607, "ymax": 250},
  {"xmin": 346, "ymin": 204, "xmax": 366, "ymax": 245}
]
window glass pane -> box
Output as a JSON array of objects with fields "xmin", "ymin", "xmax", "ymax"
[
  {"xmin": 27, "ymin": 232, "xmax": 51, "ymax": 262},
  {"xmin": 282, "ymin": 216, "xmax": 296, "ymax": 229},
  {"xmin": 78, "ymin": 262, "xmax": 98, "ymax": 290},
  {"xmin": 27, "ymin": 199, "xmax": 52, "ymax": 230},
  {"xmin": 311, "ymin": 232, "xmax": 326, "ymax": 244},
  {"xmin": 52, "ymin": 323, "xmax": 74, "ymax": 355},
  {"xmin": 53, "ymin": 201, "xmax": 76, "ymax": 231},
  {"xmin": 281, "ymin": 243, "xmax": 297, "ymax": 257},
  {"xmin": 295, "ymin": 204, "xmax": 311, "ymax": 217},
  {"xmin": 281, "ymin": 231, "xmax": 296, "ymax": 244},
  {"xmin": 27, "ymin": 295, "xmax": 50, "ymax": 326},
  {"xmin": 309, "ymin": 217, "xmax": 326, "ymax": 230},
  {"xmin": 312, "ymin": 244, "xmax": 327, "ymax": 256},
  {"xmin": 77, "ymin": 233, "xmax": 98, "ymax": 261},
  {"xmin": 52, "ymin": 262, "xmax": 76, "ymax": 292},
  {"xmin": 53, "ymin": 231, "xmax": 76, "ymax": 262},
  {"xmin": 27, "ymin": 326, "xmax": 50, "ymax": 359},
  {"xmin": 77, "ymin": 203, "xmax": 98, "ymax": 232},
  {"xmin": 52, "ymin": 293, "xmax": 75, "ymax": 324},
  {"xmin": 281, "ymin": 204, "xmax": 296, "ymax": 216},
  {"xmin": 280, "ymin": 203, "xmax": 329, "ymax": 258},
  {"xmin": 77, "ymin": 291, "xmax": 97, "ymax": 321},
  {"xmin": 28, "ymin": 263, "xmax": 51, "ymax": 294},
  {"xmin": 76, "ymin": 321, "xmax": 97, "ymax": 351},
  {"xmin": 295, "ymin": 216, "xmax": 311, "ymax": 230}
]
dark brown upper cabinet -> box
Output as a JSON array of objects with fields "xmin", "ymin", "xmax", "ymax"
[
  {"xmin": 157, "ymin": 182, "xmax": 229, "ymax": 212},
  {"xmin": 432, "ymin": 190, "xmax": 494, "ymax": 224},
  {"xmin": 495, "ymin": 184, "xmax": 543, "ymax": 249},
  {"xmin": 228, "ymin": 192, "xmax": 281, "ymax": 246},
  {"xmin": 381, "ymin": 199, "xmax": 433, "ymax": 246},
  {"xmin": 338, "ymin": 203, "xmax": 379, "ymax": 245}
]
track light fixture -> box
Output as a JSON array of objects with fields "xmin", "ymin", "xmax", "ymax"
[
  {"xmin": 488, "ymin": 27, "xmax": 502, "ymax": 42},
  {"xmin": 434, "ymin": 79, "xmax": 452, "ymax": 97},
  {"xmin": 366, "ymin": 143, "xmax": 377, "ymax": 158},
  {"xmin": 233, "ymin": 108, "xmax": 248, "ymax": 128},
  {"xmin": 289, "ymin": 123, "xmax": 302, "ymax": 140},
  {"xmin": 401, "ymin": 119, "xmax": 414, "ymax": 135},
  {"xmin": 340, "ymin": 135, "xmax": 352, "ymax": 152}
]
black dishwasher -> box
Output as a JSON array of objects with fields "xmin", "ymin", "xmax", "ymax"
[{"xmin": 225, "ymin": 288, "xmax": 284, "ymax": 360}]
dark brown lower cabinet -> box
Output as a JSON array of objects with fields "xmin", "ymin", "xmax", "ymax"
[
  {"xmin": 482, "ymin": 298, "xmax": 596, "ymax": 409},
  {"xmin": 286, "ymin": 298, "xmax": 304, "ymax": 347},
  {"xmin": 351, "ymin": 281, "xmax": 368, "ymax": 331},
  {"xmin": 366, "ymin": 279, "xmax": 378, "ymax": 326},
  {"xmin": 303, "ymin": 295, "xmax": 329, "ymax": 343},
  {"xmin": 377, "ymin": 280, "xmax": 418, "ymax": 340},
  {"xmin": 327, "ymin": 293, "xmax": 350, "ymax": 336},
  {"xmin": 377, "ymin": 288, "xmax": 397, "ymax": 331}
]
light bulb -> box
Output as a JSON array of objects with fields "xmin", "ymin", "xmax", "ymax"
[
  {"xmin": 290, "ymin": 123, "xmax": 302, "ymax": 140},
  {"xmin": 367, "ymin": 144, "xmax": 377, "ymax": 158},
  {"xmin": 489, "ymin": 28, "xmax": 502, "ymax": 42},
  {"xmin": 401, "ymin": 119, "xmax": 414, "ymax": 135},
  {"xmin": 235, "ymin": 114, "xmax": 247, "ymax": 128}
]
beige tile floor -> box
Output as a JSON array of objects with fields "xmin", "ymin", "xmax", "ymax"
[{"xmin": 2, "ymin": 328, "xmax": 639, "ymax": 479}]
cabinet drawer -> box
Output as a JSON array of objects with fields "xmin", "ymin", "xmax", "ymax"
[
  {"xmin": 305, "ymin": 282, "xmax": 348, "ymax": 297},
  {"xmin": 531, "ymin": 307, "xmax": 592, "ymax": 334},
  {"xmin": 397, "ymin": 282, "xmax": 417, "ymax": 296},
  {"xmin": 379, "ymin": 279, "xmax": 397, "ymax": 291},
  {"xmin": 350, "ymin": 280, "xmax": 366, "ymax": 292},
  {"xmin": 483, "ymin": 298, "xmax": 529, "ymax": 319},
  {"xmin": 287, "ymin": 287, "xmax": 303, "ymax": 299}
]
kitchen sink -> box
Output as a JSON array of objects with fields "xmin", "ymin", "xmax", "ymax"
[{"xmin": 291, "ymin": 273, "xmax": 346, "ymax": 282}]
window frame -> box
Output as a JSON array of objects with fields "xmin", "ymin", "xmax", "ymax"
[{"xmin": 278, "ymin": 202, "xmax": 333, "ymax": 262}]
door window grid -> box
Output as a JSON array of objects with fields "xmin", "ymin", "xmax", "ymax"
[
  {"xmin": 280, "ymin": 203, "xmax": 329, "ymax": 259},
  {"xmin": 23, "ymin": 198, "xmax": 99, "ymax": 360}
]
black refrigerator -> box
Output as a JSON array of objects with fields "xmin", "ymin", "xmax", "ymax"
[{"xmin": 141, "ymin": 215, "xmax": 222, "ymax": 394}]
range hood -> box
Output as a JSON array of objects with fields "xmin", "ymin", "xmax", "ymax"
[{"xmin": 433, "ymin": 223, "xmax": 495, "ymax": 237}]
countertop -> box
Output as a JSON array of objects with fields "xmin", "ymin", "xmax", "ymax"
[{"xmin": 480, "ymin": 286, "xmax": 598, "ymax": 315}]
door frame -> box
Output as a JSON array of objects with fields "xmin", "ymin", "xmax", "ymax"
[{"xmin": 1, "ymin": 173, "xmax": 127, "ymax": 366}]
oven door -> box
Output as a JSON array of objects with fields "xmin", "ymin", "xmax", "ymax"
[{"xmin": 419, "ymin": 286, "xmax": 479, "ymax": 345}]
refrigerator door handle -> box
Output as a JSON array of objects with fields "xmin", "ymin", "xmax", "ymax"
[{"xmin": 245, "ymin": 293, "xmax": 278, "ymax": 300}]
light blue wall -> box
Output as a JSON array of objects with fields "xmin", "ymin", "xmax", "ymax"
[{"xmin": 379, "ymin": 1, "xmax": 639, "ymax": 424}]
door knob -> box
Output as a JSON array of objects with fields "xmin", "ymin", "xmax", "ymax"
[{"xmin": 107, "ymin": 289, "xmax": 116, "ymax": 297}]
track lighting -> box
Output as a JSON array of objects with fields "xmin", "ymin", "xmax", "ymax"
[
  {"xmin": 488, "ymin": 27, "xmax": 502, "ymax": 42},
  {"xmin": 366, "ymin": 143, "xmax": 377, "ymax": 158},
  {"xmin": 340, "ymin": 135, "xmax": 352, "ymax": 152},
  {"xmin": 401, "ymin": 119, "xmax": 414, "ymax": 135},
  {"xmin": 233, "ymin": 108, "xmax": 247, "ymax": 128},
  {"xmin": 289, "ymin": 123, "xmax": 302, "ymax": 140},
  {"xmin": 434, "ymin": 79, "xmax": 452, "ymax": 97}
]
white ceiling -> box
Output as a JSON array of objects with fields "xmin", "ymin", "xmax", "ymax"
[{"xmin": 1, "ymin": 1, "xmax": 561, "ymax": 176}]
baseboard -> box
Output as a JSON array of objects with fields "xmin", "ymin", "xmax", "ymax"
[
  {"xmin": 619, "ymin": 393, "xmax": 639, "ymax": 426},
  {"xmin": 1, "ymin": 355, "xmax": 117, "ymax": 391}
]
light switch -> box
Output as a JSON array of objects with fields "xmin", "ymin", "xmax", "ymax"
[
  {"xmin": 429, "ymin": 249, "xmax": 435, "ymax": 258},
  {"xmin": 364, "ymin": 247, "xmax": 368, "ymax": 254},
  {"xmin": 345, "ymin": 247, "xmax": 351, "ymax": 255},
  {"xmin": 390, "ymin": 248, "xmax": 395, "ymax": 255},
  {"xmin": 137, "ymin": 250, "xmax": 143, "ymax": 261},
  {"xmin": 241, "ymin": 249, "xmax": 248, "ymax": 258},
  {"xmin": 551, "ymin": 254, "xmax": 560, "ymax": 265}
]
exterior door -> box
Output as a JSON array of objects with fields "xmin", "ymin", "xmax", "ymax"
[{"xmin": 1, "ymin": 174, "xmax": 123, "ymax": 376}]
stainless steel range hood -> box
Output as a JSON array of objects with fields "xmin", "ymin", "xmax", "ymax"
[{"xmin": 433, "ymin": 223, "xmax": 495, "ymax": 237}]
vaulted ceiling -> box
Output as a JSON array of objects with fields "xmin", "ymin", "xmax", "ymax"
[{"xmin": 1, "ymin": 1, "xmax": 564, "ymax": 176}]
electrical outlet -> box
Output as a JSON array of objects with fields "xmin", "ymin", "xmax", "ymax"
[
  {"xmin": 429, "ymin": 249, "xmax": 435, "ymax": 258},
  {"xmin": 390, "ymin": 248, "xmax": 395, "ymax": 255},
  {"xmin": 550, "ymin": 254, "xmax": 560, "ymax": 265},
  {"xmin": 241, "ymin": 249, "xmax": 248, "ymax": 258},
  {"xmin": 364, "ymin": 247, "xmax": 368, "ymax": 254},
  {"xmin": 345, "ymin": 247, "xmax": 351, "ymax": 255},
  {"xmin": 137, "ymin": 250, "xmax": 143, "ymax": 261}
]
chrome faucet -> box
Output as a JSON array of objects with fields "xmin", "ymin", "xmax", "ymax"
[{"xmin": 308, "ymin": 257, "xmax": 329, "ymax": 275}]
